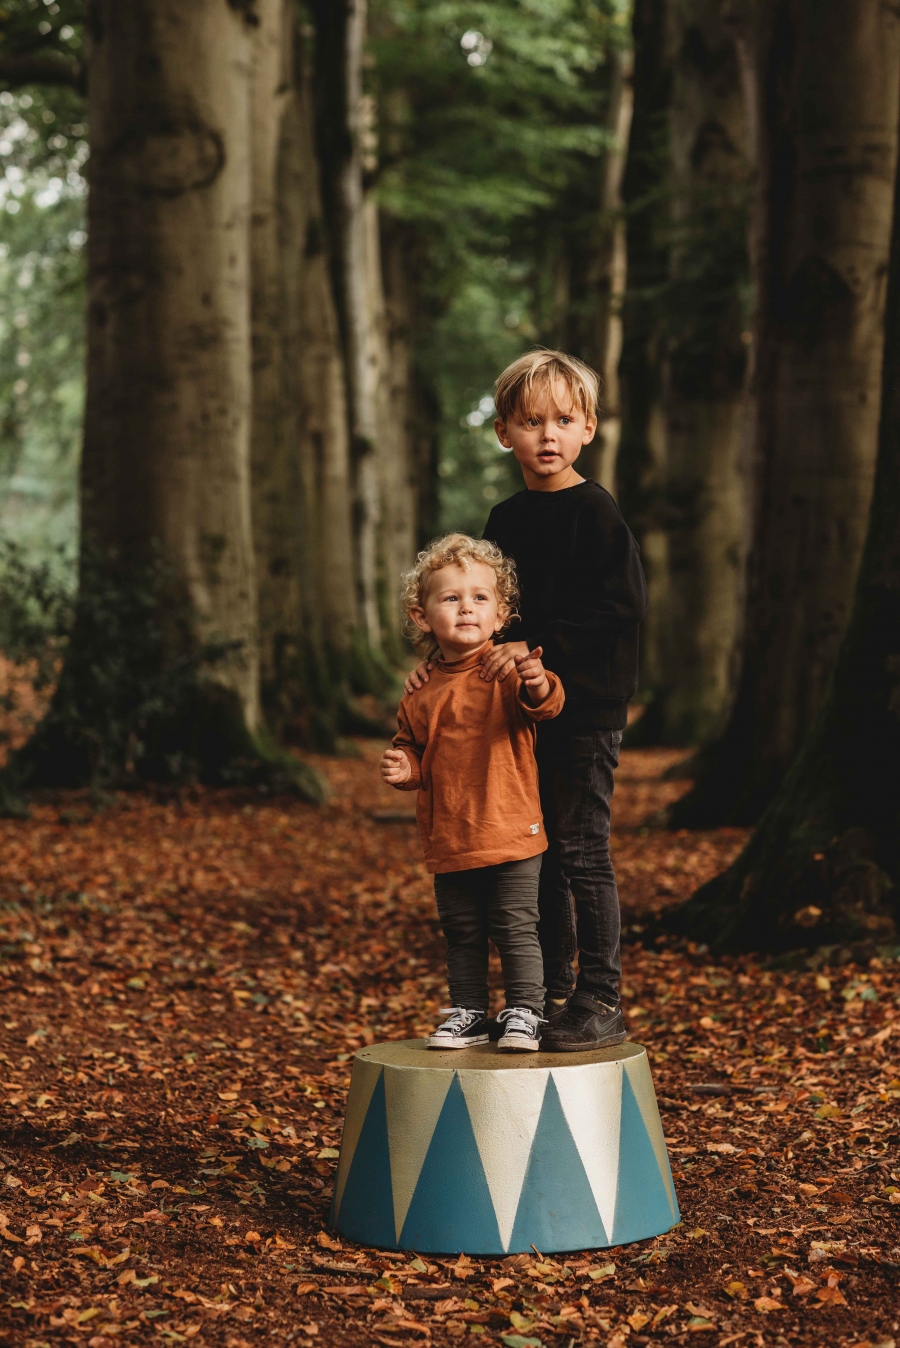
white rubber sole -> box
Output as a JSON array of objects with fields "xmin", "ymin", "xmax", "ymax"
[
  {"xmin": 426, "ymin": 1033, "xmax": 490, "ymax": 1049},
  {"xmin": 497, "ymin": 1035, "xmax": 541, "ymax": 1052}
]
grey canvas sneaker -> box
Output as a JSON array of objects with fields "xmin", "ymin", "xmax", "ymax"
[
  {"xmin": 426, "ymin": 1007, "xmax": 490, "ymax": 1049},
  {"xmin": 496, "ymin": 1006, "xmax": 545, "ymax": 1053}
]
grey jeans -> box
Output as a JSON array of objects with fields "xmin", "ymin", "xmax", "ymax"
[
  {"xmin": 433, "ymin": 855, "xmax": 545, "ymax": 1015},
  {"xmin": 536, "ymin": 726, "xmax": 623, "ymax": 1007}
]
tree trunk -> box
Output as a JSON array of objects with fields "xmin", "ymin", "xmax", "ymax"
[
  {"xmin": 618, "ymin": 0, "xmax": 672, "ymax": 716},
  {"xmin": 311, "ymin": 0, "xmax": 385, "ymax": 656},
  {"xmin": 9, "ymin": 0, "xmax": 322, "ymax": 798},
  {"xmin": 85, "ymin": 0, "xmax": 258, "ymax": 716},
  {"xmin": 579, "ymin": 42, "xmax": 634, "ymax": 497},
  {"xmin": 670, "ymin": 74, "xmax": 900, "ymax": 953},
  {"xmin": 249, "ymin": 0, "xmax": 359, "ymax": 750},
  {"xmin": 379, "ymin": 214, "xmax": 425, "ymax": 644},
  {"xmin": 670, "ymin": 0, "xmax": 900, "ymax": 822},
  {"xmin": 273, "ymin": 10, "xmax": 360, "ymax": 742},
  {"xmin": 250, "ymin": 0, "xmax": 299, "ymax": 733},
  {"xmin": 641, "ymin": 0, "xmax": 751, "ymax": 746}
]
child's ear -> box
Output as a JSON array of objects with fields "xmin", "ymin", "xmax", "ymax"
[
  {"xmin": 494, "ymin": 418, "xmax": 513, "ymax": 450},
  {"xmin": 582, "ymin": 416, "xmax": 597, "ymax": 445},
  {"xmin": 494, "ymin": 605, "xmax": 509, "ymax": 634},
  {"xmin": 409, "ymin": 606, "xmax": 432, "ymax": 634}
]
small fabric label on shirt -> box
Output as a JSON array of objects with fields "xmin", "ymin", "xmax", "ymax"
[{"xmin": 530, "ymin": 823, "xmax": 540, "ymax": 835}]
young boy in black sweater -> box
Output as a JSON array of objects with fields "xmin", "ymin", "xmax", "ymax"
[{"xmin": 408, "ymin": 349, "xmax": 647, "ymax": 1050}]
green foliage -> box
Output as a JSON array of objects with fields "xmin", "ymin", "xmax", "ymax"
[
  {"xmin": 371, "ymin": 0, "xmax": 628, "ymax": 529},
  {"xmin": 0, "ymin": 78, "xmax": 86, "ymax": 570},
  {"xmin": 0, "ymin": 0, "xmax": 84, "ymax": 71}
]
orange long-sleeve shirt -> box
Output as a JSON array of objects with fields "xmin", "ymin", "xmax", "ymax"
[{"xmin": 392, "ymin": 642, "xmax": 565, "ymax": 874}]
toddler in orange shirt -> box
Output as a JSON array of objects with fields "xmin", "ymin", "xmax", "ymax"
[{"xmin": 380, "ymin": 534, "xmax": 564, "ymax": 1051}]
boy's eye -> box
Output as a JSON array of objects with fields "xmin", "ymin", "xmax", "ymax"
[{"xmin": 559, "ymin": 416, "xmax": 571, "ymax": 425}]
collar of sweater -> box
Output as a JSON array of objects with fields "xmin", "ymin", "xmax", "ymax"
[{"xmin": 435, "ymin": 640, "xmax": 494, "ymax": 674}]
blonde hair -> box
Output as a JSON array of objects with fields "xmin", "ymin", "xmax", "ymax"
[
  {"xmin": 400, "ymin": 533, "xmax": 519, "ymax": 658},
  {"xmin": 494, "ymin": 347, "xmax": 601, "ymax": 423}
]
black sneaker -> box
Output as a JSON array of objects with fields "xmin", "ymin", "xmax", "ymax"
[
  {"xmin": 540, "ymin": 992, "xmax": 626, "ymax": 1052},
  {"xmin": 427, "ymin": 1007, "xmax": 490, "ymax": 1049}
]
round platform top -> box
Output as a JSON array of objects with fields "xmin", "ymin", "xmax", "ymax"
[{"xmin": 353, "ymin": 1038, "xmax": 646, "ymax": 1071}]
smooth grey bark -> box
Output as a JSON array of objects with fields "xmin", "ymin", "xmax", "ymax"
[
  {"xmin": 579, "ymin": 41, "xmax": 634, "ymax": 497},
  {"xmin": 8, "ymin": 0, "xmax": 323, "ymax": 798},
  {"xmin": 311, "ymin": 0, "xmax": 384, "ymax": 653},
  {"xmin": 250, "ymin": 0, "xmax": 298, "ymax": 728},
  {"xmin": 650, "ymin": 0, "xmax": 751, "ymax": 746},
  {"xmin": 82, "ymin": 0, "xmax": 259, "ymax": 726},
  {"xmin": 670, "ymin": 69, "xmax": 900, "ymax": 952},
  {"xmin": 276, "ymin": 11, "xmax": 359, "ymax": 733},
  {"xmin": 670, "ymin": 0, "xmax": 900, "ymax": 823},
  {"xmin": 618, "ymin": 0, "xmax": 672, "ymax": 709}
]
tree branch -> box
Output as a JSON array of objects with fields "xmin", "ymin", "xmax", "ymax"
[{"xmin": 0, "ymin": 52, "xmax": 83, "ymax": 91}]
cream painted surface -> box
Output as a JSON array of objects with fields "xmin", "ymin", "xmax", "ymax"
[
  {"xmin": 384, "ymin": 1065, "xmax": 454, "ymax": 1240},
  {"xmin": 354, "ymin": 1040, "xmax": 644, "ymax": 1071},
  {"xmin": 553, "ymin": 1060, "xmax": 623, "ymax": 1240},
  {"xmin": 458, "ymin": 1069, "xmax": 550, "ymax": 1252},
  {"xmin": 333, "ymin": 1057, "xmax": 383, "ymax": 1217}
]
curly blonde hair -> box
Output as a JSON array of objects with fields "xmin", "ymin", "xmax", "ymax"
[{"xmin": 400, "ymin": 533, "xmax": 520, "ymax": 658}]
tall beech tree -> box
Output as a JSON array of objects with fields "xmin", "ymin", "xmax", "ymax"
[
  {"xmin": 670, "ymin": 0, "xmax": 900, "ymax": 823},
  {"xmin": 619, "ymin": 0, "xmax": 750, "ymax": 748},
  {"xmin": 249, "ymin": 0, "xmax": 357, "ymax": 744},
  {"xmin": 618, "ymin": 0, "xmax": 671, "ymax": 715},
  {"xmin": 8, "ymin": 0, "xmax": 321, "ymax": 796},
  {"xmin": 265, "ymin": 4, "xmax": 361, "ymax": 742},
  {"xmin": 644, "ymin": 0, "xmax": 751, "ymax": 746},
  {"xmin": 672, "ymin": 95, "xmax": 900, "ymax": 954},
  {"xmin": 311, "ymin": 0, "xmax": 414, "ymax": 657}
]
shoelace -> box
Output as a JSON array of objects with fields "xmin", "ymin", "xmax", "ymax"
[
  {"xmin": 435, "ymin": 1006, "xmax": 482, "ymax": 1032},
  {"xmin": 496, "ymin": 1007, "xmax": 547, "ymax": 1036}
]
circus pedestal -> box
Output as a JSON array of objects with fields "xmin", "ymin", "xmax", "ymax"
[{"xmin": 329, "ymin": 1040, "xmax": 679, "ymax": 1256}]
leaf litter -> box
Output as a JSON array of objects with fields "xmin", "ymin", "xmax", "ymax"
[{"xmin": 0, "ymin": 743, "xmax": 898, "ymax": 1346}]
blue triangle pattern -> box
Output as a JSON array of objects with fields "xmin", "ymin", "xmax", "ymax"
[
  {"xmin": 333, "ymin": 1070, "xmax": 397, "ymax": 1248},
  {"xmin": 611, "ymin": 1070, "xmax": 675, "ymax": 1245},
  {"xmin": 399, "ymin": 1074, "xmax": 502, "ymax": 1254},
  {"xmin": 508, "ymin": 1074, "xmax": 607, "ymax": 1254}
]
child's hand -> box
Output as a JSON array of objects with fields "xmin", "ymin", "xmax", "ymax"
[
  {"xmin": 480, "ymin": 640, "xmax": 529, "ymax": 681},
  {"xmin": 381, "ymin": 748, "xmax": 412, "ymax": 785},
  {"xmin": 515, "ymin": 646, "xmax": 551, "ymax": 705},
  {"xmin": 404, "ymin": 660, "xmax": 433, "ymax": 694}
]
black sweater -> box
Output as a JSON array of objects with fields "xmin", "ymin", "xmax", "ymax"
[{"xmin": 484, "ymin": 480, "xmax": 648, "ymax": 731}]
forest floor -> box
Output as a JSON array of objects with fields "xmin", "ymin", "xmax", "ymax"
[{"xmin": 0, "ymin": 741, "xmax": 899, "ymax": 1348}]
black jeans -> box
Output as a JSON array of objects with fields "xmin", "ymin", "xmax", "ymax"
[
  {"xmin": 536, "ymin": 725, "xmax": 622, "ymax": 1007},
  {"xmin": 433, "ymin": 855, "xmax": 545, "ymax": 1015}
]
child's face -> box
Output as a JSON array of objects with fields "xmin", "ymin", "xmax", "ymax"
[
  {"xmin": 411, "ymin": 562, "xmax": 505, "ymax": 660},
  {"xmin": 494, "ymin": 378, "xmax": 596, "ymax": 488}
]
